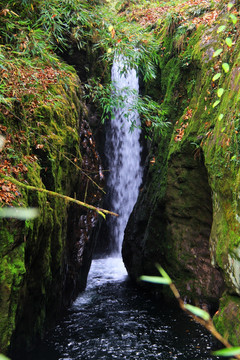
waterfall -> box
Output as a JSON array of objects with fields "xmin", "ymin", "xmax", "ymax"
[{"xmin": 105, "ymin": 55, "xmax": 143, "ymax": 255}]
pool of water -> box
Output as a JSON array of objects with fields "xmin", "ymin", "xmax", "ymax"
[{"xmin": 22, "ymin": 257, "xmax": 219, "ymax": 360}]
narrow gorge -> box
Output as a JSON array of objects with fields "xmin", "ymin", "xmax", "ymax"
[{"xmin": 0, "ymin": 0, "xmax": 240, "ymax": 358}]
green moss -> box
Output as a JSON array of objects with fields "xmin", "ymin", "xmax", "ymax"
[
  {"xmin": 0, "ymin": 224, "xmax": 26, "ymax": 353},
  {"xmin": 214, "ymin": 294, "xmax": 240, "ymax": 346},
  {"xmin": 124, "ymin": 6, "xmax": 240, "ymax": 309},
  {"xmin": 0, "ymin": 58, "xmax": 85, "ymax": 353}
]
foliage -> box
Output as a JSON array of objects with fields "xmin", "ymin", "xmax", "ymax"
[
  {"xmin": 0, "ymin": 0, "xmax": 94, "ymax": 52},
  {"xmin": 213, "ymin": 347, "xmax": 240, "ymax": 357},
  {"xmin": 84, "ymin": 79, "xmax": 170, "ymax": 134},
  {"xmin": 140, "ymin": 266, "xmax": 240, "ymax": 359},
  {"xmin": 0, "ymin": 355, "xmax": 10, "ymax": 360},
  {"xmin": 211, "ymin": 1, "xmax": 238, "ymax": 120}
]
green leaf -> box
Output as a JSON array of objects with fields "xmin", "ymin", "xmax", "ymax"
[
  {"xmin": 227, "ymin": 2, "xmax": 234, "ymax": 10},
  {"xmin": 213, "ymin": 48, "xmax": 223, "ymax": 58},
  {"xmin": 213, "ymin": 347, "xmax": 240, "ymax": 357},
  {"xmin": 184, "ymin": 304, "xmax": 210, "ymax": 321},
  {"xmin": 217, "ymin": 88, "xmax": 224, "ymax": 97},
  {"xmin": 0, "ymin": 355, "xmax": 10, "ymax": 360},
  {"xmin": 222, "ymin": 63, "xmax": 230, "ymax": 73},
  {"xmin": 218, "ymin": 113, "xmax": 224, "ymax": 121},
  {"xmin": 217, "ymin": 25, "xmax": 226, "ymax": 33},
  {"xmin": 212, "ymin": 73, "xmax": 221, "ymax": 81},
  {"xmin": 225, "ymin": 37, "xmax": 233, "ymax": 47},
  {"xmin": 98, "ymin": 211, "xmax": 106, "ymax": 219},
  {"xmin": 0, "ymin": 207, "xmax": 39, "ymax": 220},
  {"xmin": 229, "ymin": 13, "xmax": 237, "ymax": 25},
  {"xmin": 213, "ymin": 100, "xmax": 221, "ymax": 108},
  {"xmin": 140, "ymin": 275, "xmax": 171, "ymax": 285},
  {"xmin": 155, "ymin": 264, "xmax": 172, "ymax": 284}
]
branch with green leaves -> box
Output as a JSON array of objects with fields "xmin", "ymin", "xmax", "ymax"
[{"xmin": 140, "ymin": 265, "xmax": 240, "ymax": 359}]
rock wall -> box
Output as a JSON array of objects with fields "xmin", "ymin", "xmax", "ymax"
[
  {"xmin": 0, "ymin": 68, "xmax": 103, "ymax": 355},
  {"xmin": 122, "ymin": 8, "xmax": 240, "ymax": 342}
]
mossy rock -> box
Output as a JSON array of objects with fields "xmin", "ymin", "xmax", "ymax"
[
  {"xmin": 214, "ymin": 294, "xmax": 240, "ymax": 346},
  {"xmin": 123, "ymin": 9, "xmax": 239, "ymax": 308}
]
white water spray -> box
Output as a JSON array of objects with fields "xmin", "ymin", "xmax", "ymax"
[{"xmin": 105, "ymin": 55, "xmax": 143, "ymax": 255}]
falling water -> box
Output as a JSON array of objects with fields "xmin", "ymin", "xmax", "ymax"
[
  {"xmin": 105, "ymin": 55, "xmax": 143, "ymax": 254},
  {"xmin": 17, "ymin": 57, "xmax": 220, "ymax": 360}
]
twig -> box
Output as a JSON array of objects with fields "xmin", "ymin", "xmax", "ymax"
[
  {"xmin": 0, "ymin": 174, "xmax": 118, "ymax": 218},
  {"xmin": 1, "ymin": 104, "xmax": 106, "ymax": 194},
  {"xmin": 169, "ymin": 282, "xmax": 240, "ymax": 360}
]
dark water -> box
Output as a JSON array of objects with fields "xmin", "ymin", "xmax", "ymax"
[{"xmin": 25, "ymin": 257, "xmax": 219, "ymax": 360}]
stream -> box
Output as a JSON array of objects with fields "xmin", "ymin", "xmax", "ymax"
[
  {"xmin": 25, "ymin": 257, "xmax": 218, "ymax": 360},
  {"xmin": 21, "ymin": 56, "xmax": 219, "ymax": 360}
]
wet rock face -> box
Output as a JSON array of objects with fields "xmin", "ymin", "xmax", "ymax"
[
  {"xmin": 8, "ymin": 119, "xmax": 104, "ymax": 357},
  {"xmin": 64, "ymin": 119, "xmax": 104, "ymax": 300},
  {"xmin": 123, "ymin": 145, "xmax": 224, "ymax": 303}
]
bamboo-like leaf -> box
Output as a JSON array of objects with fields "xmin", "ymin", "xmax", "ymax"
[
  {"xmin": 229, "ymin": 13, "xmax": 237, "ymax": 25},
  {"xmin": 217, "ymin": 88, "xmax": 224, "ymax": 98},
  {"xmin": 140, "ymin": 275, "xmax": 171, "ymax": 285},
  {"xmin": 213, "ymin": 100, "xmax": 221, "ymax": 108},
  {"xmin": 0, "ymin": 355, "xmax": 10, "ymax": 360},
  {"xmin": 217, "ymin": 25, "xmax": 226, "ymax": 33},
  {"xmin": 0, "ymin": 207, "xmax": 39, "ymax": 220},
  {"xmin": 225, "ymin": 37, "xmax": 232, "ymax": 47},
  {"xmin": 155, "ymin": 264, "xmax": 172, "ymax": 283},
  {"xmin": 184, "ymin": 304, "xmax": 210, "ymax": 321},
  {"xmin": 212, "ymin": 73, "xmax": 221, "ymax": 82},
  {"xmin": 222, "ymin": 63, "xmax": 230, "ymax": 73},
  {"xmin": 98, "ymin": 211, "xmax": 106, "ymax": 219},
  {"xmin": 218, "ymin": 113, "xmax": 224, "ymax": 121},
  {"xmin": 213, "ymin": 48, "xmax": 223, "ymax": 58},
  {"xmin": 213, "ymin": 347, "xmax": 240, "ymax": 357}
]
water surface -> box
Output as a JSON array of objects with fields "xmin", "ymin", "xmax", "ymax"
[{"xmin": 26, "ymin": 257, "xmax": 219, "ymax": 360}]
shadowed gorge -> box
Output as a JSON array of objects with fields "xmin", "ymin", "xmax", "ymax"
[
  {"xmin": 0, "ymin": 0, "xmax": 240, "ymax": 357},
  {"xmin": 123, "ymin": 145, "xmax": 224, "ymax": 302}
]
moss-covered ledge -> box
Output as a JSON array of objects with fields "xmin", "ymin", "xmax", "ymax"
[
  {"xmin": 0, "ymin": 62, "xmax": 103, "ymax": 355},
  {"xmin": 123, "ymin": 5, "xmax": 240, "ymax": 315}
]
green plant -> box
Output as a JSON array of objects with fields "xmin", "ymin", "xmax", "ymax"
[
  {"xmin": 211, "ymin": 2, "xmax": 238, "ymax": 120},
  {"xmin": 0, "ymin": 354, "xmax": 10, "ymax": 360},
  {"xmin": 140, "ymin": 266, "xmax": 240, "ymax": 359},
  {"xmin": 84, "ymin": 79, "xmax": 170, "ymax": 134}
]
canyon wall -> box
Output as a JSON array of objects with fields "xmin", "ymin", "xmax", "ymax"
[{"xmin": 123, "ymin": 10, "xmax": 240, "ymax": 343}]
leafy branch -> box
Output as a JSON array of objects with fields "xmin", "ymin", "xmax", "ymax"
[
  {"xmin": 211, "ymin": 2, "xmax": 238, "ymax": 119},
  {"xmin": 140, "ymin": 265, "xmax": 240, "ymax": 359},
  {"xmin": 84, "ymin": 79, "xmax": 170, "ymax": 134}
]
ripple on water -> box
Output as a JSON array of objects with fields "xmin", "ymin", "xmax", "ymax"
[{"xmin": 22, "ymin": 258, "xmax": 219, "ymax": 360}]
